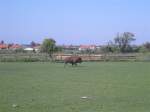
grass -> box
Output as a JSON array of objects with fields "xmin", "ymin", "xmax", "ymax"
[{"xmin": 0, "ymin": 62, "xmax": 150, "ymax": 112}]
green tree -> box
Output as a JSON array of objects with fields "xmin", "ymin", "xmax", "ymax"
[
  {"xmin": 143, "ymin": 42, "xmax": 150, "ymax": 52},
  {"xmin": 114, "ymin": 32, "xmax": 135, "ymax": 53},
  {"xmin": 101, "ymin": 41, "xmax": 119, "ymax": 53},
  {"xmin": 41, "ymin": 38, "xmax": 56, "ymax": 60},
  {"xmin": 55, "ymin": 46, "xmax": 62, "ymax": 52},
  {"xmin": 30, "ymin": 41, "xmax": 36, "ymax": 47},
  {"xmin": 0, "ymin": 40, "xmax": 4, "ymax": 44}
]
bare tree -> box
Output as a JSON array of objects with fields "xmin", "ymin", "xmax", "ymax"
[{"xmin": 114, "ymin": 32, "xmax": 135, "ymax": 52}]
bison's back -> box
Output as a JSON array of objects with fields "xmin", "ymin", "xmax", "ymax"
[
  {"xmin": 64, "ymin": 57, "xmax": 73, "ymax": 63},
  {"xmin": 64, "ymin": 56, "xmax": 82, "ymax": 64}
]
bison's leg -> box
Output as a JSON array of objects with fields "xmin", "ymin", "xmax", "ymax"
[
  {"xmin": 71, "ymin": 62, "xmax": 74, "ymax": 66},
  {"xmin": 72, "ymin": 62, "xmax": 77, "ymax": 67},
  {"xmin": 75, "ymin": 63, "xmax": 77, "ymax": 66},
  {"xmin": 64, "ymin": 62, "xmax": 68, "ymax": 67}
]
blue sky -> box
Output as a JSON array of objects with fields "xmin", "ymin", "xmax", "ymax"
[{"xmin": 0, "ymin": 0, "xmax": 150, "ymax": 45}]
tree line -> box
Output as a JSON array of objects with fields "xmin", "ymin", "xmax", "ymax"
[
  {"xmin": 1, "ymin": 32, "xmax": 150, "ymax": 58},
  {"xmin": 101, "ymin": 32, "xmax": 150, "ymax": 53},
  {"xmin": 38, "ymin": 32, "xmax": 150, "ymax": 60}
]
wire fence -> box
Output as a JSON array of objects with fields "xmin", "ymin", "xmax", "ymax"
[{"xmin": 0, "ymin": 52, "xmax": 143, "ymax": 62}]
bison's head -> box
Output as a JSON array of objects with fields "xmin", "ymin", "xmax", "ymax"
[{"xmin": 77, "ymin": 57, "xmax": 82, "ymax": 63}]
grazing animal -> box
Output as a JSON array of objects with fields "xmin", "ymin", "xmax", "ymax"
[{"xmin": 64, "ymin": 56, "xmax": 82, "ymax": 67}]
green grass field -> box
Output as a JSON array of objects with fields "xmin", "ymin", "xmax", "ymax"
[{"xmin": 0, "ymin": 62, "xmax": 150, "ymax": 112}]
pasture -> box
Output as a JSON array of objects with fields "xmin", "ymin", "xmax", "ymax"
[{"xmin": 0, "ymin": 62, "xmax": 150, "ymax": 112}]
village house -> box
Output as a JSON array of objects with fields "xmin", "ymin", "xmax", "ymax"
[
  {"xmin": 79, "ymin": 45, "xmax": 96, "ymax": 51},
  {"xmin": 0, "ymin": 42, "xmax": 23, "ymax": 50},
  {"xmin": 22, "ymin": 44, "xmax": 41, "ymax": 52},
  {"xmin": 9, "ymin": 44, "xmax": 22, "ymax": 50},
  {"xmin": 0, "ymin": 44, "xmax": 8, "ymax": 49}
]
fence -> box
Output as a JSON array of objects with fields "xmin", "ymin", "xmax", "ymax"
[
  {"xmin": 54, "ymin": 54, "xmax": 137, "ymax": 62},
  {"xmin": 0, "ymin": 52, "xmax": 147, "ymax": 62}
]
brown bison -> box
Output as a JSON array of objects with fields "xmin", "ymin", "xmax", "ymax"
[{"xmin": 64, "ymin": 56, "xmax": 82, "ymax": 67}]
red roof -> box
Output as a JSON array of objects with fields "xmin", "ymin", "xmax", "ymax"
[
  {"xmin": 0, "ymin": 44, "xmax": 8, "ymax": 49},
  {"xmin": 10, "ymin": 44, "xmax": 22, "ymax": 49}
]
